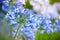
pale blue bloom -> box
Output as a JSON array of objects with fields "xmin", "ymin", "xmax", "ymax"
[{"xmin": 19, "ymin": 28, "xmax": 34, "ymax": 40}]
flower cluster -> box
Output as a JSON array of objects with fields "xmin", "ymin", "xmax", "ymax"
[{"xmin": 2, "ymin": 0, "xmax": 60, "ymax": 40}]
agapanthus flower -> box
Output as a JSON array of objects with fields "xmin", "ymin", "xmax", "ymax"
[
  {"xmin": 0, "ymin": 0, "xmax": 5, "ymax": 3},
  {"xmin": 6, "ymin": 10, "xmax": 16, "ymax": 20},
  {"xmin": 54, "ymin": 19, "xmax": 60, "ymax": 32},
  {"xmin": 2, "ymin": 1, "xmax": 9, "ymax": 12},
  {"xmin": 19, "ymin": 27, "xmax": 34, "ymax": 40},
  {"xmin": 4, "ymin": 0, "xmax": 60, "ymax": 40},
  {"xmin": 25, "ymin": 23, "xmax": 39, "ymax": 31}
]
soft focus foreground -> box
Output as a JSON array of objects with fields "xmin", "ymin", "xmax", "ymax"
[{"xmin": 0, "ymin": 0, "xmax": 60, "ymax": 40}]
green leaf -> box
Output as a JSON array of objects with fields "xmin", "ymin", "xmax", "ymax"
[{"xmin": 24, "ymin": 0, "xmax": 33, "ymax": 9}]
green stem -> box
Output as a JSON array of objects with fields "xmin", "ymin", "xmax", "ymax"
[
  {"xmin": 13, "ymin": 24, "xmax": 21, "ymax": 40},
  {"xmin": 9, "ymin": 25, "xmax": 13, "ymax": 40},
  {"xmin": 2, "ymin": 19, "xmax": 6, "ymax": 34}
]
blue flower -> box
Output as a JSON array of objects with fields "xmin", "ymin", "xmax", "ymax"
[
  {"xmin": 25, "ymin": 23, "xmax": 39, "ymax": 30},
  {"xmin": 46, "ymin": 28, "xmax": 54, "ymax": 34},
  {"xmin": 19, "ymin": 28, "xmax": 34, "ymax": 40},
  {"xmin": 55, "ymin": 19, "xmax": 60, "ymax": 32},
  {"xmin": 2, "ymin": 1, "xmax": 9, "ymax": 12},
  {"xmin": 6, "ymin": 10, "xmax": 16, "ymax": 20},
  {"xmin": 0, "ymin": 0, "xmax": 4, "ymax": 3},
  {"xmin": 10, "ymin": 20, "xmax": 18, "ymax": 25},
  {"xmin": 10, "ymin": 5, "xmax": 16, "ymax": 12},
  {"xmin": 12, "ymin": 30, "xmax": 16, "ymax": 37}
]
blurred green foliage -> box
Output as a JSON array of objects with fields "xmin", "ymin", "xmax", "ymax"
[
  {"xmin": 49, "ymin": 0, "xmax": 60, "ymax": 5},
  {"xmin": 24, "ymin": 0, "xmax": 33, "ymax": 9},
  {"xmin": 0, "ymin": 34, "xmax": 9, "ymax": 40},
  {"xmin": 35, "ymin": 31, "xmax": 60, "ymax": 40}
]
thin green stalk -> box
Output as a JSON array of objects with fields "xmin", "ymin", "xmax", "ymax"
[
  {"xmin": 13, "ymin": 24, "xmax": 21, "ymax": 40},
  {"xmin": 2, "ymin": 19, "xmax": 6, "ymax": 34},
  {"xmin": 1, "ymin": 19, "xmax": 9, "ymax": 40},
  {"xmin": 9, "ymin": 25, "xmax": 13, "ymax": 40}
]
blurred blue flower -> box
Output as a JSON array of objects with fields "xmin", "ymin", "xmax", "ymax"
[
  {"xmin": 6, "ymin": 10, "xmax": 16, "ymax": 20},
  {"xmin": 19, "ymin": 28, "xmax": 34, "ymax": 40},
  {"xmin": 55, "ymin": 19, "xmax": 60, "ymax": 32},
  {"xmin": 46, "ymin": 28, "xmax": 54, "ymax": 34},
  {"xmin": 10, "ymin": 5, "xmax": 16, "ymax": 12},
  {"xmin": 0, "ymin": 0, "xmax": 4, "ymax": 3},
  {"xmin": 25, "ymin": 23, "xmax": 39, "ymax": 30},
  {"xmin": 12, "ymin": 30, "xmax": 16, "ymax": 37},
  {"xmin": 2, "ymin": 1, "xmax": 9, "ymax": 12}
]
